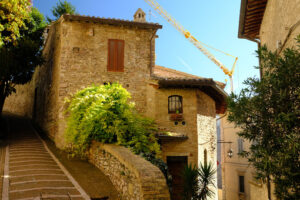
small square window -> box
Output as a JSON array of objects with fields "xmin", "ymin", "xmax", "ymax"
[{"xmin": 168, "ymin": 95, "xmax": 183, "ymax": 113}]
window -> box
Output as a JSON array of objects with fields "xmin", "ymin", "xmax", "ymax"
[
  {"xmin": 238, "ymin": 138, "xmax": 244, "ymax": 154},
  {"xmin": 168, "ymin": 95, "xmax": 183, "ymax": 113},
  {"xmin": 239, "ymin": 175, "xmax": 245, "ymax": 193},
  {"xmin": 108, "ymin": 39, "xmax": 124, "ymax": 72}
]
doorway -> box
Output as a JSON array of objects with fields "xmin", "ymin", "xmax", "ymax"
[{"xmin": 167, "ymin": 156, "xmax": 188, "ymax": 200}]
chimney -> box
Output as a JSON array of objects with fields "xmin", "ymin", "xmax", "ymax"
[{"xmin": 134, "ymin": 8, "xmax": 146, "ymax": 22}]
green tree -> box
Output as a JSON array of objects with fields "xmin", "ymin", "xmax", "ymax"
[
  {"xmin": 47, "ymin": 0, "xmax": 76, "ymax": 23},
  {"xmin": 227, "ymin": 37, "xmax": 300, "ymax": 200},
  {"xmin": 182, "ymin": 162, "xmax": 216, "ymax": 200},
  {"xmin": 0, "ymin": 7, "xmax": 46, "ymax": 118},
  {"xmin": 0, "ymin": 0, "xmax": 30, "ymax": 46}
]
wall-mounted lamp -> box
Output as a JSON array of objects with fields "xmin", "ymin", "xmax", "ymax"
[
  {"xmin": 227, "ymin": 148, "xmax": 233, "ymax": 158},
  {"xmin": 217, "ymin": 140, "xmax": 233, "ymax": 158}
]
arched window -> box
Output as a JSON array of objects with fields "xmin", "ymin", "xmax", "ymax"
[
  {"xmin": 204, "ymin": 149, "xmax": 207, "ymax": 166},
  {"xmin": 168, "ymin": 95, "xmax": 183, "ymax": 113}
]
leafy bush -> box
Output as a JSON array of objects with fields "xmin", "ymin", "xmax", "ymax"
[{"xmin": 64, "ymin": 83, "xmax": 161, "ymax": 158}]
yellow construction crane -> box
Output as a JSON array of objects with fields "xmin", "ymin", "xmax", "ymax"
[{"xmin": 144, "ymin": 0, "xmax": 238, "ymax": 92}]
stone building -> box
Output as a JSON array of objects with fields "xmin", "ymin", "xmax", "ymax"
[
  {"xmin": 220, "ymin": 0, "xmax": 300, "ymax": 200},
  {"xmin": 4, "ymin": 10, "xmax": 227, "ymax": 200}
]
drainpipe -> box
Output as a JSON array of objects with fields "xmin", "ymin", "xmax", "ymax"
[
  {"xmin": 243, "ymin": 36, "xmax": 262, "ymax": 78},
  {"xmin": 150, "ymin": 29, "xmax": 158, "ymax": 76}
]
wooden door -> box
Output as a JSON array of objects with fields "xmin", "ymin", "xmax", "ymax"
[{"xmin": 167, "ymin": 156, "xmax": 188, "ymax": 200}]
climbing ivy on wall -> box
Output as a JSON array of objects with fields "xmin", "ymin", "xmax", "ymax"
[{"xmin": 64, "ymin": 83, "xmax": 161, "ymax": 158}]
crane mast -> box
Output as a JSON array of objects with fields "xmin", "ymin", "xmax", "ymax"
[{"xmin": 144, "ymin": 0, "xmax": 238, "ymax": 92}]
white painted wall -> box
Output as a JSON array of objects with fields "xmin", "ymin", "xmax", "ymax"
[{"xmin": 197, "ymin": 114, "xmax": 218, "ymax": 200}]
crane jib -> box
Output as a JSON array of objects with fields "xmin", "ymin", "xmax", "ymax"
[{"xmin": 144, "ymin": 0, "xmax": 238, "ymax": 91}]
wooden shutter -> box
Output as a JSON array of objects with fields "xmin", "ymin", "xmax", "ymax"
[
  {"xmin": 116, "ymin": 40, "xmax": 124, "ymax": 72},
  {"xmin": 107, "ymin": 39, "xmax": 124, "ymax": 72}
]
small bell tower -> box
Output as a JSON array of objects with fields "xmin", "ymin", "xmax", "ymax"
[{"xmin": 134, "ymin": 8, "xmax": 146, "ymax": 22}]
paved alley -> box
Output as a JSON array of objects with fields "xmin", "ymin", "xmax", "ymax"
[{"xmin": 2, "ymin": 117, "xmax": 90, "ymax": 200}]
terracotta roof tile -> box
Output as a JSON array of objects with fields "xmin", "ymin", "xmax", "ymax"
[
  {"xmin": 151, "ymin": 65, "xmax": 228, "ymax": 114},
  {"xmin": 152, "ymin": 65, "xmax": 226, "ymax": 89},
  {"xmin": 62, "ymin": 14, "xmax": 162, "ymax": 30}
]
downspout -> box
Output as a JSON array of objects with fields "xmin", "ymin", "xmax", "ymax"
[
  {"xmin": 150, "ymin": 29, "xmax": 158, "ymax": 76},
  {"xmin": 243, "ymin": 36, "xmax": 262, "ymax": 78}
]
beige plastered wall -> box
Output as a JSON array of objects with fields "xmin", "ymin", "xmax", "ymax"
[{"xmin": 260, "ymin": 0, "xmax": 300, "ymax": 51}]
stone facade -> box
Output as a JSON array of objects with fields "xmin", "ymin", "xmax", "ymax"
[
  {"xmin": 4, "ymin": 21, "xmax": 62, "ymax": 140},
  {"xmin": 89, "ymin": 142, "xmax": 170, "ymax": 200},
  {"xmin": 54, "ymin": 18, "xmax": 157, "ymax": 147},
  {"xmin": 4, "ymin": 12, "xmax": 227, "ymax": 200}
]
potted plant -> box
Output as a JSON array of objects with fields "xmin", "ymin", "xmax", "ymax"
[{"xmin": 170, "ymin": 110, "xmax": 183, "ymax": 121}]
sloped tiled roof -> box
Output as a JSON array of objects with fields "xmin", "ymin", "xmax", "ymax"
[
  {"xmin": 153, "ymin": 65, "xmax": 226, "ymax": 89},
  {"xmin": 152, "ymin": 65, "xmax": 227, "ymax": 114},
  {"xmin": 62, "ymin": 14, "xmax": 162, "ymax": 30}
]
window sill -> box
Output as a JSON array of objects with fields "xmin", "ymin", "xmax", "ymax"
[
  {"xmin": 107, "ymin": 70, "xmax": 124, "ymax": 73},
  {"xmin": 169, "ymin": 113, "xmax": 183, "ymax": 121}
]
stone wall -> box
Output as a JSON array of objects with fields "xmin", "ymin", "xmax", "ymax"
[
  {"xmin": 197, "ymin": 114, "xmax": 217, "ymax": 200},
  {"xmin": 3, "ymin": 82, "xmax": 34, "ymax": 117},
  {"xmin": 34, "ymin": 21, "xmax": 62, "ymax": 140},
  {"xmin": 3, "ymin": 21, "xmax": 62, "ymax": 141},
  {"xmin": 149, "ymin": 87, "xmax": 198, "ymax": 164},
  {"xmin": 89, "ymin": 141, "xmax": 170, "ymax": 200},
  {"xmin": 260, "ymin": 0, "xmax": 300, "ymax": 51},
  {"xmin": 54, "ymin": 19, "xmax": 157, "ymax": 148},
  {"xmin": 146, "ymin": 85, "xmax": 217, "ymax": 168}
]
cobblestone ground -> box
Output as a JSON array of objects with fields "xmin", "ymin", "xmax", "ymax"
[{"xmin": 2, "ymin": 117, "xmax": 90, "ymax": 200}]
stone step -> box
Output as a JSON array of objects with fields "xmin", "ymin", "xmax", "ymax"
[
  {"xmin": 10, "ymin": 174, "xmax": 68, "ymax": 183},
  {"xmin": 10, "ymin": 169, "xmax": 65, "ymax": 176},
  {"xmin": 10, "ymin": 159, "xmax": 55, "ymax": 165},
  {"xmin": 10, "ymin": 180, "xmax": 74, "ymax": 191},
  {"xmin": 9, "ymin": 163, "xmax": 59, "ymax": 171},
  {"xmin": 9, "ymin": 188, "xmax": 81, "ymax": 200}
]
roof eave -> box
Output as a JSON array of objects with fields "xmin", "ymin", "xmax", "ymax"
[
  {"xmin": 62, "ymin": 14, "xmax": 163, "ymax": 30},
  {"xmin": 154, "ymin": 78, "xmax": 228, "ymax": 114},
  {"xmin": 238, "ymin": 0, "xmax": 267, "ymax": 42},
  {"xmin": 238, "ymin": 0, "xmax": 248, "ymax": 39}
]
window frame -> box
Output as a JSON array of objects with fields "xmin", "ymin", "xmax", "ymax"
[
  {"xmin": 107, "ymin": 39, "xmax": 125, "ymax": 72},
  {"xmin": 239, "ymin": 175, "xmax": 245, "ymax": 193},
  {"xmin": 168, "ymin": 95, "xmax": 183, "ymax": 114},
  {"xmin": 238, "ymin": 138, "xmax": 244, "ymax": 154}
]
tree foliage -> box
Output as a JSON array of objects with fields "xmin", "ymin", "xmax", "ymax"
[
  {"xmin": 182, "ymin": 162, "xmax": 216, "ymax": 200},
  {"xmin": 227, "ymin": 37, "xmax": 300, "ymax": 200},
  {"xmin": 64, "ymin": 83, "xmax": 161, "ymax": 158},
  {"xmin": 0, "ymin": 6, "xmax": 46, "ymax": 117},
  {"xmin": 0, "ymin": 0, "xmax": 30, "ymax": 46},
  {"xmin": 47, "ymin": 0, "xmax": 76, "ymax": 23}
]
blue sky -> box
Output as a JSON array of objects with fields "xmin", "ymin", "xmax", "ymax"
[{"xmin": 33, "ymin": 0, "xmax": 259, "ymax": 93}]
